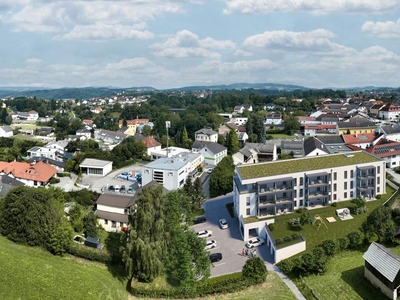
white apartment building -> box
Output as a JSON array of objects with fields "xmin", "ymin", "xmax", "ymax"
[
  {"xmin": 142, "ymin": 153, "xmax": 203, "ymax": 190},
  {"xmin": 233, "ymin": 151, "xmax": 386, "ymax": 242}
]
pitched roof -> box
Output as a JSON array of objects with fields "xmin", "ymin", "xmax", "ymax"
[
  {"xmin": 80, "ymin": 158, "xmax": 112, "ymax": 167},
  {"xmin": 0, "ymin": 126, "xmax": 13, "ymax": 132},
  {"xmin": 379, "ymin": 124, "xmax": 400, "ymax": 135},
  {"xmin": 315, "ymin": 135, "xmax": 345, "ymax": 144},
  {"xmin": 195, "ymin": 128, "xmax": 218, "ymax": 136},
  {"xmin": 342, "ymin": 132, "xmax": 378, "ymax": 144},
  {"xmin": 0, "ymin": 161, "xmax": 57, "ymax": 182},
  {"xmin": 96, "ymin": 194, "xmax": 133, "ymax": 208},
  {"xmin": 363, "ymin": 242, "xmax": 400, "ymax": 282},
  {"xmin": 95, "ymin": 210, "xmax": 128, "ymax": 223},
  {"xmin": 366, "ymin": 138, "xmax": 400, "ymax": 158},
  {"xmin": 142, "ymin": 136, "xmax": 161, "ymax": 148},
  {"xmin": 337, "ymin": 120, "xmax": 376, "ymax": 129},
  {"xmin": 82, "ymin": 119, "xmax": 93, "ymax": 124},
  {"xmin": 118, "ymin": 119, "xmax": 149, "ymax": 126},
  {"xmin": 303, "ymin": 137, "xmax": 329, "ymax": 156},
  {"xmin": 26, "ymin": 156, "xmax": 66, "ymax": 168}
]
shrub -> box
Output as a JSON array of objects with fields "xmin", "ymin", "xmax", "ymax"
[
  {"xmin": 331, "ymin": 202, "xmax": 337, "ymax": 207},
  {"xmin": 321, "ymin": 239, "xmax": 337, "ymax": 256},
  {"xmin": 275, "ymin": 239, "xmax": 283, "ymax": 245},
  {"xmin": 49, "ymin": 177, "xmax": 60, "ymax": 184},
  {"xmin": 299, "ymin": 211, "xmax": 312, "ymax": 226},
  {"xmin": 292, "ymin": 234, "xmax": 300, "ymax": 240},
  {"xmin": 337, "ymin": 237, "xmax": 349, "ymax": 251},
  {"xmin": 277, "ymin": 259, "xmax": 294, "ymax": 274},
  {"xmin": 268, "ymin": 223, "xmax": 275, "ymax": 231},
  {"xmin": 68, "ymin": 243, "xmax": 111, "ymax": 264},
  {"xmin": 376, "ymin": 194, "xmax": 381, "ymax": 200},
  {"xmin": 57, "ymin": 172, "xmax": 70, "ymax": 177},
  {"xmin": 284, "ymin": 236, "xmax": 292, "ymax": 242},
  {"xmin": 242, "ymin": 257, "xmax": 268, "ymax": 284},
  {"xmin": 288, "ymin": 218, "xmax": 300, "ymax": 226},
  {"xmin": 347, "ymin": 230, "xmax": 364, "ymax": 249}
]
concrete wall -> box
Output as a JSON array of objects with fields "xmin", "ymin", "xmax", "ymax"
[
  {"xmin": 242, "ymin": 218, "xmax": 274, "ymax": 241},
  {"xmin": 275, "ymin": 240, "xmax": 306, "ymax": 263},
  {"xmin": 365, "ymin": 268, "xmax": 396, "ymax": 300}
]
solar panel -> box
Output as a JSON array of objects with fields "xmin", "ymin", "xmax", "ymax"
[{"xmin": 359, "ymin": 136, "xmax": 368, "ymax": 140}]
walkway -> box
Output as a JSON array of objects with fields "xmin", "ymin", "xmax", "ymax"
[{"xmin": 266, "ymin": 263, "xmax": 306, "ymax": 300}]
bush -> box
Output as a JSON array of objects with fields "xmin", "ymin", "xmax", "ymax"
[
  {"xmin": 347, "ymin": 230, "xmax": 364, "ymax": 249},
  {"xmin": 284, "ymin": 236, "xmax": 292, "ymax": 242},
  {"xmin": 57, "ymin": 172, "xmax": 71, "ymax": 177},
  {"xmin": 68, "ymin": 243, "xmax": 111, "ymax": 264},
  {"xmin": 268, "ymin": 223, "xmax": 275, "ymax": 231},
  {"xmin": 331, "ymin": 202, "xmax": 337, "ymax": 207},
  {"xmin": 337, "ymin": 237, "xmax": 349, "ymax": 251},
  {"xmin": 277, "ymin": 259, "xmax": 294, "ymax": 274},
  {"xmin": 275, "ymin": 239, "xmax": 283, "ymax": 245},
  {"xmin": 288, "ymin": 218, "xmax": 300, "ymax": 226},
  {"xmin": 242, "ymin": 257, "xmax": 268, "ymax": 284},
  {"xmin": 292, "ymin": 234, "xmax": 300, "ymax": 240},
  {"xmin": 49, "ymin": 177, "xmax": 60, "ymax": 184},
  {"xmin": 321, "ymin": 239, "xmax": 337, "ymax": 256}
]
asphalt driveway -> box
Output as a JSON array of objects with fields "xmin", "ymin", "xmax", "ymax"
[{"xmin": 192, "ymin": 193, "xmax": 273, "ymax": 278}]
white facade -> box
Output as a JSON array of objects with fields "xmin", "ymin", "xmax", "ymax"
[
  {"xmin": 230, "ymin": 117, "xmax": 248, "ymax": 126},
  {"xmin": 0, "ymin": 127, "xmax": 13, "ymax": 137},
  {"xmin": 142, "ymin": 158, "xmax": 189, "ymax": 191},
  {"xmin": 150, "ymin": 147, "xmax": 190, "ymax": 160},
  {"xmin": 27, "ymin": 147, "xmax": 58, "ymax": 160},
  {"xmin": 199, "ymin": 146, "xmax": 227, "ymax": 166},
  {"xmin": 146, "ymin": 144, "xmax": 162, "ymax": 157},
  {"xmin": 379, "ymin": 109, "xmax": 400, "ymax": 121},
  {"xmin": 79, "ymin": 158, "xmax": 113, "ymax": 176},
  {"xmin": 195, "ymin": 130, "xmax": 218, "ymax": 143}
]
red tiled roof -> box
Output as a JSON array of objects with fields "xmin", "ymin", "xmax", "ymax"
[
  {"xmin": 342, "ymin": 133, "xmax": 377, "ymax": 144},
  {"xmin": 366, "ymin": 139, "xmax": 400, "ymax": 158},
  {"xmin": 118, "ymin": 119, "xmax": 149, "ymax": 126},
  {"xmin": 304, "ymin": 124, "xmax": 336, "ymax": 130},
  {"xmin": 0, "ymin": 161, "xmax": 57, "ymax": 183},
  {"xmin": 298, "ymin": 116, "xmax": 316, "ymax": 121},
  {"xmin": 83, "ymin": 119, "xmax": 93, "ymax": 124},
  {"xmin": 142, "ymin": 136, "xmax": 161, "ymax": 148}
]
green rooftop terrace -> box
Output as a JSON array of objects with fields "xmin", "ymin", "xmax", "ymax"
[{"xmin": 238, "ymin": 151, "xmax": 380, "ymax": 180}]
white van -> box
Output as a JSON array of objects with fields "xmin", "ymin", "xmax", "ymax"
[{"xmin": 114, "ymin": 185, "xmax": 120, "ymax": 192}]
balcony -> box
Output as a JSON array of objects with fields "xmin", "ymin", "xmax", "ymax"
[
  {"xmin": 308, "ymin": 179, "xmax": 329, "ymax": 186},
  {"xmin": 308, "ymin": 191, "xmax": 328, "ymax": 199},
  {"xmin": 258, "ymin": 185, "xmax": 293, "ymax": 194},
  {"xmin": 358, "ymin": 172, "xmax": 375, "ymax": 179}
]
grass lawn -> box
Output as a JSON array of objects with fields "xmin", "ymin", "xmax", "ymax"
[
  {"xmin": 131, "ymin": 272, "xmax": 296, "ymax": 300},
  {"xmin": 271, "ymin": 185, "xmax": 395, "ymax": 252},
  {"xmin": 0, "ymin": 235, "xmax": 128, "ymax": 300},
  {"xmin": 266, "ymin": 134, "xmax": 298, "ymax": 139},
  {"xmin": 294, "ymin": 249, "xmax": 399, "ymax": 300}
]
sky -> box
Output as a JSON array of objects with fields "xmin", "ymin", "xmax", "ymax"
[{"xmin": 0, "ymin": 0, "xmax": 400, "ymax": 89}]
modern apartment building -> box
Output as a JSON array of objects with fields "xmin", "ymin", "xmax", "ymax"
[{"xmin": 233, "ymin": 151, "xmax": 386, "ymax": 241}]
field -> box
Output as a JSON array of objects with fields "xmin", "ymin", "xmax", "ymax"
[
  {"xmin": 295, "ymin": 248, "xmax": 400, "ymax": 300},
  {"xmin": 270, "ymin": 185, "xmax": 395, "ymax": 252},
  {"xmin": 0, "ymin": 236, "xmax": 128, "ymax": 300}
]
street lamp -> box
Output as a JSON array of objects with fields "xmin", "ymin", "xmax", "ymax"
[{"xmin": 166, "ymin": 121, "xmax": 170, "ymax": 157}]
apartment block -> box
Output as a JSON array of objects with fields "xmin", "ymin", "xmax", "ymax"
[{"xmin": 233, "ymin": 151, "xmax": 386, "ymax": 241}]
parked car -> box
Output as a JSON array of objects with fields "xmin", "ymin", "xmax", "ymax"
[
  {"xmin": 127, "ymin": 186, "xmax": 134, "ymax": 194},
  {"xmin": 108, "ymin": 185, "xmax": 115, "ymax": 191},
  {"xmin": 219, "ymin": 219, "xmax": 229, "ymax": 229},
  {"xmin": 196, "ymin": 230, "xmax": 212, "ymax": 238},
  {"xmin": 193, "ymin": 216, "xmax": 206, "ymax": 224},
  {"xmin": 205, "ymin": 240, "xmax": 217, "ymax": 250},
  {"xmin": 245, "ymin": 237, "xmax": 265, "ymax": 248},
  {"xmin": 210, "ymin": 253, "xmax": 222, "ymax": 263},
  {"xmin": 207, "ymin": 168, "xmax": 214, "ymax": 174},
  {"xmin": 120, "ymin": 185, "xmax": 126, "ymax": 193},
  {"xmin": 114, "ymin": 185, "xmax": 120, "ymax": 192},
  {"xmin": 121, "ymin": 172, "xmax": 132, "ymax": 176}
]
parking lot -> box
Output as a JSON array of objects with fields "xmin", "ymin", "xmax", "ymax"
[{"xmin": 192, "ymin": 194, "xmax": 272, "ymax": 277}]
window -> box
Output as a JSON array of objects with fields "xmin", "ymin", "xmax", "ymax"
[
  {"xmin": 300, "ymin": 189, "xmax": 303, "ymax": 197},
  {"xmin": 300, "ymin": 200, "xmax": 303, "ymax": 206},
  {"xmin": 294, "ymin": 190, "xmax": 297, "ymax": 198},
  {"xmin": 300, "ymin": 177, "xmax": 303, "ymax": 185},
  {"xmin": 294, "ymin": 201, "xmax": 297, "ymax": 207},
  {"xmin": 334, "ymin": 183, "xmax": 337, "ymax": 192},
  {"xmin": 350, "ymin": 191, "xmax": 354, "ymax": 198},
  {"xmin": 104, "ymin": 219, "xmax": 108, "ymax": 225},
  {"xmin": 378, "ymin": 166, "xmax": 381, "ymax": 174},
  {"xmin": 120, "ymin": 222, "xmax": 124, "ymax": 227},
  {"xmin": 112, "ymin": 221, "xmax": 116, "ymax": 228},
  {"xmin": 344, "ymin": 171, "xmax": 347, "ymax": 179},
  {"xmin": 246, "ymin": 208, "xmax": 250, "ymax": 215},
  {"xmin": 377, "ymin": 177, "xmax": 380, "ymax": 184},
  {"xmin": 377, "ymin": 187, "xmax": 380, "ymax": 193},
  {"xmin": 333, "ymin": 194, "xmax": 337, "ymax": 200},
  {"xmin": 350, "ymin": 181, "xmax": 354, "ymax": 189},
  {"xmin": 294, "ymin": 178, "xmax": 297, "ymax": 186},
  {"xmin": 246, "ymin": 197, "xmax": 250, "ymax": 206},
  {"xmin": 334, "ymin": 172, "xmax": 337, "ymax": 180},
  {"xmin": 350, "ymin": 170, "xmax": 354, "ymax": 178},
  {"xmin": 344, "ymin": 182, "xmax": 347, "ymax": 190},
  {"xmin": 344, "ymin": 192, "xmax": 347, "ymax": 199}
]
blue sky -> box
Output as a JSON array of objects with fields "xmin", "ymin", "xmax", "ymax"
[{"xmin": 0, "ymin": 0, "xmax": 399, "ymax": 89}]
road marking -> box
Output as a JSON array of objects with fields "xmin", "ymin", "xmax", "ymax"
[{"xmin": 213, "ymin": 262, "xmax": 226, "ymax": 267}]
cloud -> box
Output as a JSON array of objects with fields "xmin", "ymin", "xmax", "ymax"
[
  {"xmin": 222, "ymin": 0, "xmax": 399, "ymax": 14},
  {"xmin": 151, "ymin": 30, "xmax": 235, "ymax": 58},
  {"xmin": 54, "ymin": 23, "xmax": 154, "ymax": 41},
  {"xmin": 105, "ymin": 58, "xmax": 156, "ymax": 71},
  {"xmin": 243, "ymin": 29, "xmax": 356, "ymax": 56},
  {"xmin": 196, "ymin": 59, "xmax": 278, "ymax": 73},
  {"xmin": 234, "ymin": 49, "xmax": 253, "ymax": 56},
  {"xmin": 362, "ymin": 19, "xmax": 400, "ymax": 38}
]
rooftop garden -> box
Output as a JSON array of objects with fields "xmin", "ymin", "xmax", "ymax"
[
  {"xmin": 238, "ymin": 151, "xmax": 380, "ymax": 180},
  {"xmin": 269, "ymin": 184, "xmax": 395, "ymax": 253}
]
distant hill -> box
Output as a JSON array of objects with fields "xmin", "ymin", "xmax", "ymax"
[{"xmin": 168, "ymin": 82, "xmax": 310, "ymax": 91}]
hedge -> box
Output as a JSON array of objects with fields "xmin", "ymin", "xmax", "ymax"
[
  {"xmin": 130, "ymin": 272, "xmax": 261, "ymax": 298},
  {"xmin": 68, "ymin": 243, "xmax": 111, "ymax": 264},
  {"xmin": 57, "ymin": 172, "xmax": 71, "ymax": 178}
]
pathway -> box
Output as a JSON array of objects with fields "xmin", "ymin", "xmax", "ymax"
[{"xmin": 266, "ymin": 263, "xmax": 306, "ymax": 300}]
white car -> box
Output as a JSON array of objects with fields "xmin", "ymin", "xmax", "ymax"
[
  {"xmin": 245, "ymin": 237, "xmax": 265, "ymax": 248},
  {"xmin": 205, "ymin": 240, "xmax": 217, "ymax": 250},
  {"xmin": 197, "ymin": 230, "xmax": 213, "ymax": 238},
  {"xmin": 207, "ymin": 168, "xmax": 214, "ymax": 174},
  {"xmin": 219, "ymin": 219, "xmax": 229, "ymax": 229}
]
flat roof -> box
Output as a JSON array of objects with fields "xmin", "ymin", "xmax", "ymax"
[
  {"xmin": 80, "ymin": 158, "xmax": 112, "ymax": 168},
  {"xmin": 144, "ymin": 157, "xmax": 188, "ymax": 171},
  {"xmin": 237, "ymin": 151, "xmax": 381, "ymax": 180}
]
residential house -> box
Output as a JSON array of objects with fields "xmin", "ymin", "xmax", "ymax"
[
  {"xmin": 280, "ymin": 139, "xmax": 304, "ymax": 158},
  {"xmin": 36, "ymin": 127, "xmax": 54, "ymax": 137},
  {"xmin": 377, "ymin": 124, "xmax": 400, "ymax": 142},
  {"xmin": 117, "ymin": 126, "xmax": 136, "ymax": 136},
  {"xmin": 230, "ymin": 117, "xmax": 248, "ymax": 126},
  {"xmin": 303, "ymin": 124, "xmax": 337, "ymax": 136},
  {"xmin": 136, "ymin": 122, "xmax": 154, "ymax": 134},
  {"xmin": 363, "ymin": 242, "xmax": 400, "ymax": 300},
  {"xmin": 336, "ymin": 120, "xmax": 377, "ymax": 135},
  {"xmin": 95, "ymin": 129, "xmax": 127, "ymax": 145},
  {"xmin": 90, "ymin": 107, "xmax": 102, "ymax": 114},
  {"xmin": 233, "ymin": 151, "xmax": 385, "ymax": 243},
  {"xmin": 303, "ymin": 137, "xmax": 330, "ymax": 157},
  {"xmin": 192, "ymin": 141, "xmax": 227, "ymax": 166},
  {"xmin": 141, "ymin": 136, "xmax": 162, "ymax": 156},
  {"xmin": 232, "ymin": 143, "xmax": 277, "ymax": 165},
  {"xmin": 149, "ymin": 146, "xmax": 190, "ymax": 160},
  {"xmin": 365, "ymin": 138, "xmax": 400, "ymax": 168},
  {"xmin": 10, "ymin": 110, "xmax": 39, "ymax": 121},
  {"xmin": 195, "ymin": 128, "xmax": 218, "ymax": 143},
  {"xmin": 0, "ymin": 126, "xmax": 13, "ymax": 137},
  {"xmin": 0, "ymin": 161, "xmax": 57, "ymax": 187},
  {"xmin": 26, "ymin": 157, "xmax": 66, "ymax": 172},
  {"xmin": 378, "ymin": 103, "xmax": 400, "ymax": 121},
  {"xmin": 95, "ymin": 194, "xmax": 133, "ymax": 232},
  {"xmin": 118, "ymin": 118, "xmax": 150, "ymax": 135},
  {"xmin": 369, "ymin": 103, "xmax": 386, "ymax": 117},
  {"xmin": 265, "ymin": 113, "xmax": 282, "ymax": 125},
  {"xmin": 313, "ymin": 135, "xmax": 352, "ymax": 154},
  {"xmin": 76, "ymin": 128, "xmax": 91, "ymax": 139},
  {"xmin": 234, "ymin": 104, "xmax": 253, "ymax": 114},
  {"xmin": 342, "ymin": 132, "xmax": 383, "ymax": 149}
]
